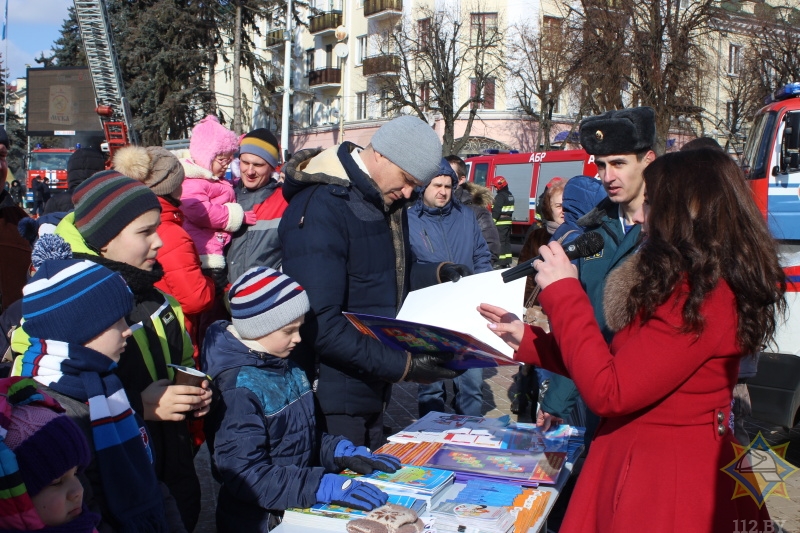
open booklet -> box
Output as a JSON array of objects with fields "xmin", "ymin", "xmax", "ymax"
[{"xmin": 343, "ymin": 269, "xmax": 525, "ymax": 369}]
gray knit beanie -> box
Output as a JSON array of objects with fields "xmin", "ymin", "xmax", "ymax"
[{"xmin": 370, "ymin": 116, "xmax": 442, "ymax": 186}]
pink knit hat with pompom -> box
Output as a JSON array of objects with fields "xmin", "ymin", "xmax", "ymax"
[{"xmin": 189, "ymin": 115, "xmax": 240, "ymax": 170}]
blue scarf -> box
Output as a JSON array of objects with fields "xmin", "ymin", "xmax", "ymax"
[{"xmin": 18, "ymin": 338, "xmax": 168, "ymax": 533}]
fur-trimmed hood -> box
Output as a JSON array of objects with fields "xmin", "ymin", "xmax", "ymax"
[
  {"xmin": 455, "ymin": 181, "xmax": 493, "ymax": 208},
  {"xmin": 603, "ymin": 255, "xmax": 640, "ymax": 333}
]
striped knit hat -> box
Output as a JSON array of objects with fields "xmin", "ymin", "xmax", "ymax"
[
  {"xmin": 72, "ymin": 170, "xmax": 161, "ymax": 250},
  {"xmin": 229, "ymin": 267, "xmax": 310, "ymax": 339},
  {"xmin": 240, "ymin": 128, "xmax": 281, "ymax": 169},
  {"xmin": 22, "ymin": 259, "xmax": 134, "ymax": 345}
]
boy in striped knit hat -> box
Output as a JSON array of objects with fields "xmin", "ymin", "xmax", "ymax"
[
  {"xmin": 14, "ymin": 170, "xmax": 209, "ymax": 530},
  {"xmin": 201, "ymin": 267, "xmax": 402, "ymax": 533},
  {"xmin": 13, "ymin": 258, "xmax": 174, "ymax": 532}
]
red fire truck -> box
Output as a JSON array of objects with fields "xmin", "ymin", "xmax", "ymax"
[
  {"xmin": 465, "ymin": 149, "xmax": 598, "ymax": 237},
  {"xmin": 24, "ymin": 147, "xmax": 76, "ymax": 207},
  {"xmin": 738, "ymin": 83, "xmax": 800, "ymax": 429}
]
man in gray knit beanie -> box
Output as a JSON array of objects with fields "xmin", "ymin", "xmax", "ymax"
[
  {"xmin": 368, "ymin": 116, "xmax": 442, "ymax": 202},
  {"xmin": 279, "ymin": 116, "xmax": 468, "ymax": 448}
]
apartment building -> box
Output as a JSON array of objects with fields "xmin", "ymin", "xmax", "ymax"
[
  {"xmin": 255, "ymin": 0, "xmax": 556, "ymax": 155},
  {"xmin": 251, "ymin": 0, "xmax": 799, "ymax": 157}
]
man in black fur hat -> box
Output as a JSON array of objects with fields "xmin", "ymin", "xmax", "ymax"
[{"xmin": 537, "ymin": 107, "xmax": 657, "ymax": 437}]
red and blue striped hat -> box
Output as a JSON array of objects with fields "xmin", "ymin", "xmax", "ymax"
[
  {"xmin": 72, "ymin": 170, "xmax": 161, "ymax": 250},
  {"xmin": 229, "ymin": 267, "xmax": 310, "ymax": 339}
]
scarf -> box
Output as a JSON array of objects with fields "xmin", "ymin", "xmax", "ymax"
[
  {"xmin": 0, "ymin": 506, "xmax": 101, "ymax": 533},
  {"xmin": 0, "ymin": 378, "xmax": 100, "ymax": 532},
  {"xmin": 17, "ymin": 341, "xmax": 168, "ymax": 533},
  {"xmin": 72, "ymin": 254, "xmax": 164, "ymax": 302},
  {"xmin": 546, "ymin": 220, "xmax": 560, "ymax": 235}
]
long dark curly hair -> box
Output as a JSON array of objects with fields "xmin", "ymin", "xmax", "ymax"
[{"xmin": 625, "ymin": 149, "xmax": 786, "ymax": 354}]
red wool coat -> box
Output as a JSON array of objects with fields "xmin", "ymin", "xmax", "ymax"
[
  {"xmin": 153, "ymin": 197, "xmax": 215, "ymax": 361},
  {"xmin": 518, "ymin": 277, "xmax": 770, "ymax": 533}
]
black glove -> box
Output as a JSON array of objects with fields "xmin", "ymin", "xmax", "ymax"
[
  {"xmin": 404, "ymin": 353, "xmax": 465, "ymax": 384},
  {"xmin": 439, "ymin": 263, "xmax": 471, "ymax": 283}
]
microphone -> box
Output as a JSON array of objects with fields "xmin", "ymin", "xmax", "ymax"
[{"xmin": 502, "ymin": 231, "xmax": 605, "ymax": 283}]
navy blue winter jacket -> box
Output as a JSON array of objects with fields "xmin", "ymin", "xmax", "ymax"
[
  {"xmin": 201, "ymin": 321, "xmax": 343, "ymax": 531},
  {"xmin": 407, "ymin": 197, "xmax": 492, "ymax": 274},
  {"xmin": 279, "ymin": 143, "xmax": 440, "ymax": 416}
]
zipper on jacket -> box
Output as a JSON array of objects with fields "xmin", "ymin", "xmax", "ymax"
[{"xmin": 422, "ymin": 228, "xmax": 435, "ymax": 253}]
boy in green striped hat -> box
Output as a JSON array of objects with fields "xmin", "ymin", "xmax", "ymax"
[{"xmin": 17, "ymin": 170, "xmax": 211, "ymax": 531}]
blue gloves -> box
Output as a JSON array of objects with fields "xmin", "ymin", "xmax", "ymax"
[
  {"xmin": 315, "ymin": 474, "xmax": 388, "ymax": 511},
  {"xmin": 334, "ymin": 440, "xmax": 402, "ymax": 474}
]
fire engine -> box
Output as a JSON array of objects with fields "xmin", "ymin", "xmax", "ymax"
[
  {"xmin": 24, "ymin": 147, "xmax": 76, "ymax": 207},
  {"xmin": 739, "ymin": 82, "xmax": 800, "ymax": 429},
  {"xmin": 465, "ymin": 149, "xmax": 598, "ymax": 237}
]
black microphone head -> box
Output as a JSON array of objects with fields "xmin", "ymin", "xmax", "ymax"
[{"xmin": 563, "ymin": 231, "xmax": 605, "ymax": 259}]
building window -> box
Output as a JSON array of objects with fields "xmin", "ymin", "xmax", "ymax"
[
  {"xmin": 418, "ymin": 82, "xmax": 431, "ymax": 110},
  {"xmin": 470, "ymin": 13, "xmax": 498, "ymax": 45},
  {"xmin": 357, "ymin": 92, "xmax": 367, "ymax": 120},
  {"xmin": 542, "ymin": 16, "xmax": 562, "ymax": 39},
  {"xmin": 484, "ymin": 79, "xmax": 495, "ymax": 110},
  {"xmin": 726, "ymin": 101, "xmax": 735, "ymax": 127},
  {"xmin": 313, "ymin": 0, "xmax": 341, "ymax": 12},
  {"xmin": 728, "ymin": 43, "xmax": 742, "ymax": 75},
  {"xmin": 357, "ymin": 35, "xmax": 367, "ymax": 65},
  {"xmin": 380, "ymin": 90, "xmax": 389, "ymax": 117},
  {"xmin": 543, "ymin": 80, "xmax": 559, "ymax": 114},
  {"xmin": 418, "ymin": 18, "xmax": 431, "ymax": 49},
  {"xmin": 470, "ymin": 78, "xmax": 495, "ymax": 110},
  {"xmin": 305, "ymin": 49, "xmax": 314, "ymax": 77},
  {"xmin": 306, "ymin": 100, "xmax": 315, "ymax": 127}
]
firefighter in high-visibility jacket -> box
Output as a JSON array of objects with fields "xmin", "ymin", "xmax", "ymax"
[{"xmin": 491, "ymin": 176, "xmax": 514, "ymax": 267}]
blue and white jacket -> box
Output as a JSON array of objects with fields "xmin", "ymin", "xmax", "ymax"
[{"xmin": 201, "ymin": 321, "xmax": 344, "ymax": 530}]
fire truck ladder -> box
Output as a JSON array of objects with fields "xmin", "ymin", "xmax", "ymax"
[{"xmin": 73, "ymin": 0, "xmax": 138, "ymax": 151}]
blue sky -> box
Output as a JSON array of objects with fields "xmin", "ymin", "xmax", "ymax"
[{"xmin": 3, "ymin": 0, "xmax": 71, "ymax": 81}]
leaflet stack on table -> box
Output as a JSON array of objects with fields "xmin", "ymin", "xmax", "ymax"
[{"xmin": 280, "ymin": 412, "xmax": 584, "ymax": 533}]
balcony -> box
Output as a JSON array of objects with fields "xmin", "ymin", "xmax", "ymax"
[
  {"xmin": 264, "ymin": 28, "xmax": 284, "ymax": 48},
  {"xmin": 362, "ymin": 54, "xmax": 401, "ymax": 77},
  {"xmin": 364, "ymin": 0, "xmax": 402, "ymax": 20},
  {"xmin": 309, "ymin": 11, "xmax": 342, "ymax": 35},
  {"xmin": 309, "ymin": 67, "xmax": 342, "ymax": 87}
]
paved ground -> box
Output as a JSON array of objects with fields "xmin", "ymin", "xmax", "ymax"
[{"xmin": 193, "ymin": 365, "xmax": 800, "ymax": 532}]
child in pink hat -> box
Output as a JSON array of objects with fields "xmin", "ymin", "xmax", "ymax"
[{"xmin": 176, "ymin": 115, "xmax": 253, "ymax": 283}]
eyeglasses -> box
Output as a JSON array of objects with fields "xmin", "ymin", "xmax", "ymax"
[{"xmin": 214, "ymin": 154, "xmax": 235, "ymax": 164}]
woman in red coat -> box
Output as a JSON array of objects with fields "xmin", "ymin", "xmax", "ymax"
[{"xmin": 479, "ymin": 149, "xmax": 786, "ymax": 533}]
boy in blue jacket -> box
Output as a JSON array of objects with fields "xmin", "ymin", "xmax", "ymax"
[{"xmin": 202, "ymin": 267, "xmax": 401, "ymax": 532}]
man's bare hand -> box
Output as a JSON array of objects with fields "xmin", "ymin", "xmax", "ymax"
[{"xmin": 536, "ymin": 409, "xmax": 564, "ymax": 432}]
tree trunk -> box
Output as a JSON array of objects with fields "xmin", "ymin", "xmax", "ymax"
[
  {"xmin": 208, "ymin": 54, "xmax": 218, "ymax": 115},
  {"xmin": 233, "ymin": 2, "xmax": 243, "ymax": 134}
]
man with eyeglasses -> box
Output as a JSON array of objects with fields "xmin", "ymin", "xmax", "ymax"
[
  {"xmin": 279, "ymin": 116, "xmax": 468, "ymax": 448},
  {"xmin": 227, "ymin": 129, "xmax": 289, "ymax": 283}
]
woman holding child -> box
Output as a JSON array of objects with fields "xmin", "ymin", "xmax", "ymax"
[{"xmin": 479, "ymin": 149, "xmax": 785, "ymax": 533}]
